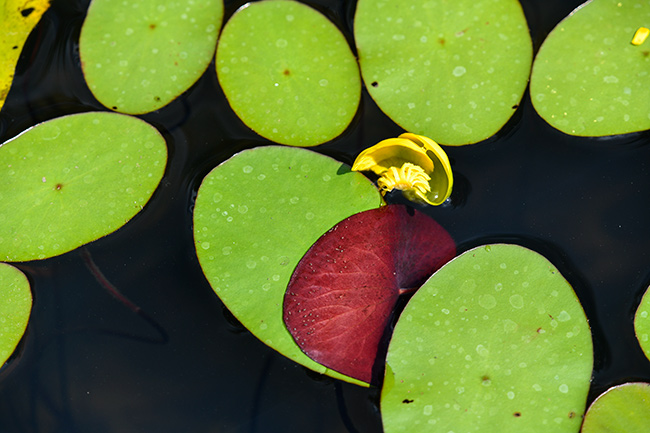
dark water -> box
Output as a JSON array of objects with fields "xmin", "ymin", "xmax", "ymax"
[{"xmin": 1, "ymin": 0, "xmax": 650, "ymax": 432}]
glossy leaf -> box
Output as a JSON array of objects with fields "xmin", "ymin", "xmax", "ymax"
[
  {"xmin": 284, "ymin": 204, "xmax": 456, "ymax": 384},
  {"xmin": 382, "ymin": 244, "xmax": 593, "ymax": 433},
  {"xmin": 581, "ymin": 382, "xmax": 650, "ymax": 433},
  {"xmin": 354, "ymin": 0, "xmax": 532, "ymax": 146},
  {"xmin": 530, "ymin": 0, "xmax": 650, "ymax": 136},
  {"xmin": 0, "ymin": 112, "xmax": 167, "ymax": 261},
  {"xmin": 216, "ymin": 0, "xmax": 361, "ymax": 146},
  {"xmin": 80, "ymin": 0, "xmax": 223, "ymax": 114},
  {"xmin": 634, "ymin": 285, "xmax": 650, "ymax": 361},
  {"xmin": 0, "ymin": 0, "xmax": 50, "ymax": 112},
  {"xmin": 0, "ymin": 263, "xmax": 31, "ymax": 366},
  {"xmin": 193, "ymin": 146, "xmax": 383, "ymax": 384}
]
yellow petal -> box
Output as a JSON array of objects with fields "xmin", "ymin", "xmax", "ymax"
[
  {"xmin": 398, "ymin": 133, "xmax": 453, "ymax": 205},
  {"xmin": 631, "ymin": 27, "xmax": 649, "ymax": 46},
  {"xmin": 351, "ymin": 137, "xmax": 434, "ymax": 175},
  {"xmin": 0, "ymin": 0, "xmax": 50, "ymax": 112}
]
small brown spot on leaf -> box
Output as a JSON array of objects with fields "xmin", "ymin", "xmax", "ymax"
[
  {"xmin": 21, "ymin": 8, "xmax": 34, "ymax": 17},
  {"xmin": 643, "ymin": 51, "xmax": 649, "ymax": 57},
  {"xmin": 438, "ymin": 38, "xmax": 446, "ymax": 46},
  {"xmin": 154, "ymin": 96, "xmax": 161, "ymax": 102},
  {"xmin": 537, "ymin": 327, "xmax": 543, "ymax": 333},
  {"xmin": 402, "ymin": 399, "xmax": 414, "ymax": 404},
  {"xmin": 568, "ymin": 411, "xmax": 576, "ymax": 419},
  {"xmin": 149, "ymin": 23, "xmax": 156, "ymax": 30},
  {"xmin": 55, "ymin": 183, "xmax": 63, "ymax": 191},
  {"xmin": 283, "ymin": 69, "xmax": 291, "ymax": 76},
  {"xmin": 513, "ymin": 412, "xmax": 521, "ymax": 417}
]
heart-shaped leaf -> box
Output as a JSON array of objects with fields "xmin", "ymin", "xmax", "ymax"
[
  {"xmin": 0, "ymin": 112, "xmax": 167, "ymax": 261},
  {"xmin": 216, "ymin": 0, "xmax": 361, "ymax": 146},
  {"xmin": 80, "ymin": 0, "xmax": 223, "ymax": 114},
  {"xmin": 0, "ymin": 0, "xmax": 50, "ymax": 112},
  {"xmin": 634, "ymin": 285, "xmax": 650, "ymax": 361},
  {"xmin": 283, "ymin": 204, "xmax": 455, "ymax": 384},
  {"xmin": 193, "ymin": 146, "xmax": 382, "ymax": 384},
  {"xmin": 0, "ymin": 263, "xmax": 31, "ymax": 366},
  {"xmin": 381, "ymin": 244, "xmax": 593, "ymax": 432},
  {"xmin": 354, "ymin": 0, "xmax": 532, "ymax": 145},
  {"xmin": 581, "ymin": 382, "xmax": 650, "ymax": 433},
  {"xmin": 530, "ymin": 0, "xmax": 650, "ymax": 136}
]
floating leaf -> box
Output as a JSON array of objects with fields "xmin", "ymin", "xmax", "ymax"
[
  {"xmin": 634, "ymin": 285, "xmax": 650, "ymax": 361},
  {"xmin": 354, "ymin": 0, "xmax": 532, "ymax": 146},
  {"xmin": 530, "ymin": 0, "xmax": 650, "ymax": 136},
  {"xmin": 0, "ymin": 0, "xmax": 50, "ymax": 112},
  {"xmin": 79, "ymin": 0, "xmax": 223, "ymax": 114},
  {"xmin": 381, "ymin": 244, "xmax": 592, "ymax": 432},
  {"xmin": 216, "ymin": 0, "xmax": 361, "ymax": 146},
  {"xmin": 193, "ymin": 146, "xmax": 382, "ymax": 383},
  {"xmin": 0, "ymin": 112, "xmax": 167, "ymax": 261},
  {"xmin": 581, "ymin": 382, "xmax": 650, "ymax": 433},
  {"xmin": 284, "ymin": 204, "xmax": 456, "ymax": 384},
  {"xmin": 0, "ymin": 263, "xmax": 31, "ymax": 366}
]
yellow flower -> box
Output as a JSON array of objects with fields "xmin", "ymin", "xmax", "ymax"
[{"xmin": 351, "ymin": 133, "xmax": 453, "ymax": 206}]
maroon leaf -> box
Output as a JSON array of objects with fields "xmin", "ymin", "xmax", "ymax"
[{"xmin": 283, "ymin": 204, "xmax": 455, "ymax": 383}]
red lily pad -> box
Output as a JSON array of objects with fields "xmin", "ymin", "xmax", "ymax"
[{"xmin": 283, "ymin": 204, "xmax": 455, "ymax": 383}]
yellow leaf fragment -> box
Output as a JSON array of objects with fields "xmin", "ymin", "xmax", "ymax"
[
  {"xmin": 631, "ymin": 27, "xmax": 649, "ymax": 46},
  {"xmin": 352, "ymin": 132, "xmax": 453, "ymax": 206},
  {"xmin": 0, "ymin": 0, "xmax": 50, "ymax": 112}
]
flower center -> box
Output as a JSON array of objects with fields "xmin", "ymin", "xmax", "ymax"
[{"xmin": 377, "ymin": 162, "xmax": 431, "ymax": 196}]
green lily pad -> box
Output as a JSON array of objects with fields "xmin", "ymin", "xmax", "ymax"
[
  {"xmin": 0, "ymin": 263, "xmax": 31, "ymax": 366},
  {"xmin": 193, "ymin": 146, "xmax": 382, "ymax": 384},
  {"xmin": 634, "ymin": 285, "xmax": 650, "ymax": 361},
  {"xmin": 530, "ymin": 0, "xmax": 650, "ymax": 136},
  {"xmin": 216, "ymin": 0, "xmax": 361, "ymax": 146},
  {"xmin": 354, "ymin": 0, "xmax": 532, "ymax": 146},
  {"xmin": 581, "ymin": 382, "xmax": 650, "ymax": 433},
  {"xmin": 80, "ymin": 0, "xmax": 223, "ymax": 114},
  {"xmin": 0, "ymin": 112, "xmax": 167, "ymax": 262},
  {"xmin": 381, "ymin": 244, "xmax": 593, "ymax": 432}
]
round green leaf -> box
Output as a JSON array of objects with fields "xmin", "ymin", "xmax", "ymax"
[
  {"xmin": 530, "ymin": 0, "xmax": 650, "ymax": 136},
  {"xmin": 0, "ymin": 112, "xmax": 167, "ymax": 262},
  {"xmin": 80, "ymin": 0, "xmax": 223, "ymax": 114},
  {"xmin": 0, "ymin": 263, "xmax": 31, "ymax": 366},
  {"xmin": 354, "ymin": 0, "xmax": 532, "ymax": 146},
  {"xmin": 634, "ymin": 285, "xmax": 650, "ymax": 361},
  {"xmin": 216, "ymin": 0, "xmax": 361, "ymax": 146},
  {"xmin": 582, "ymin": 382, "xmax": 650, "ymax": 433},
  {"xmin": 381, "ymin": 244, "xmax": 593, "ymax": 432},
  {"xmin": 193, "ymin": 146, "xmax": 382, "ymax": 383}
]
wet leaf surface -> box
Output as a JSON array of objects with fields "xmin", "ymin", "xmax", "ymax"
[
  {"xmin": 80, "ymin": 0, "xmax": 223, "ymax": 114},
  {"xmin": 634, "ymin": 285, "xmax": 650, "ymax": 361},
  {"xmin": 284, "ymin": 204, "xmax": 456, "ymax": 384},
  {"xmin": 193, "ymin": 146, "xmax": 382, "ymax": 384},
  {"xmin": 530, "ymin": 0, "xmax": 650, "ymax": 136},
  {"xmin": 355, "ymin": 0, "xmax": 532, "ymax": 145},
  {"xmin": 381, "ymin": 244, "xmax": 593, "ymax": 432},
  {"xmin": 216, "ymin": 0, "xmax": 361, "ymax": 146},
  {"xmin": 0, "ymin": 112, "xmax": 167, "ymax": 261},
  {"xmin": 0, "ymin": 263, "xmax": 31, "ymax": 366},
  {"xmin": 581, "ymin": 382, "xmax": 650, "ymax": 433}
]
